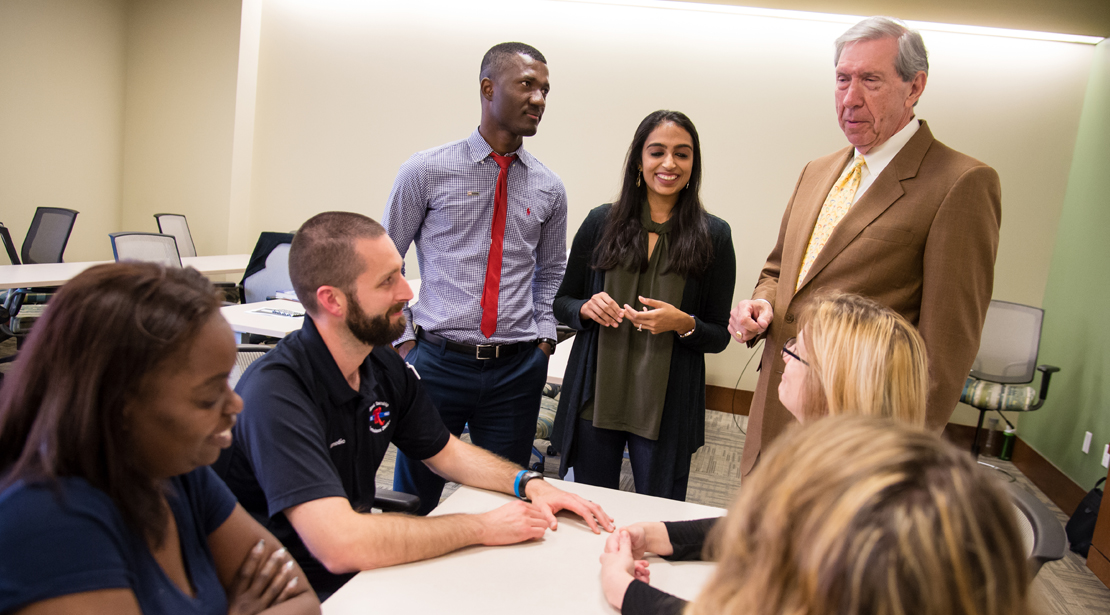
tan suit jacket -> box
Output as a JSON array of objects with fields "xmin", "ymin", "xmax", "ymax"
[{"xmin": 740, "ymin": 121, "xmax": 1001, "ymax": 475}]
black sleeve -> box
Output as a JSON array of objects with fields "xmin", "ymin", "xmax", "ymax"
[
  {"xmin": 623, "ymin": 579, "xmax": 689, "ymax": 615},
  {"xmin": 553, "ymin": 205, "xmax": 607, "ymax": 330},
  {"xmin": 235, "ymin": 363, "xmax": 349, "ymax": 517},
  {"xmin": 676, "ymin": 216, "xmax": 736, "ymax": 355},
  {"xmin": 661, "ymin": 517, "xmax": 719, "ymax": 561}
]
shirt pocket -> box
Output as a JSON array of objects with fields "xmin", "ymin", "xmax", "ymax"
[{"xmin": 510, "ymin": 188, "xmax": 556, "ymax": 248}]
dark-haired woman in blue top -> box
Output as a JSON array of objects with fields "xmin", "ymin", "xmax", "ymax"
[{"xmin": 0, "ymin": 263, "xmax": 319, "ymax": 615}]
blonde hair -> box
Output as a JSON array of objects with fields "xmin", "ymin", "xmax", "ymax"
[
  {"xmin": 688, "ymin": 416, "xmax": 1030, "ymax": 615},
  {"xmin": 798, "ymin": 293, "xmax": 928, "ymax": 427}
]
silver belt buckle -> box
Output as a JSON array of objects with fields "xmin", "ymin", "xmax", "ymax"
[{"xmin": 476, "ymin": 344, "xmax": 498, "ymax": 360}]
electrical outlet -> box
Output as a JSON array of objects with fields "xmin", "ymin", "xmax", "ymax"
[
  {"xmin": 1084, "ymin": 432, "xmax": 1093, "ymax": 453},
  {"xmin": 1103, "ymin": 444, "xmax": 1110, "ymax": 469}
]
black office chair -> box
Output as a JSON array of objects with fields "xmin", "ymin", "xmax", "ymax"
[
  {"xmin": 20, "ymin": 207, "xmax": 79, "ymax": 265},
  {"xmin": 1008, "ymin": 484, "xmax": 1067, "ymax": 577},
  {"xmin": 1, "ymin": 208, "xmax": 80, "ymax": 363},
  {"xmin": 109, "ymin": 232, "xmax": 183, "ymax": 268},
  {"xmin": 219, "ymin": 343, "xmax": 421, "ymax": 514},
  {"xmin": 1, "ymin": 223, "xmax": 19, "ymax": 265},
  {"xmin": 959, "ymin": 300, "xmax": 1059, "ymax": 458},
  {"xmin": 154, "ymin": 213, "xmax": 197, "ymax": 258},
  {"xmin": 240, "ymin": 232, "xmax": 295, "ymax": 304}
]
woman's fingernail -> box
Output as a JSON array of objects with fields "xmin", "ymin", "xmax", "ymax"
[
  {"xmin": 274, "ymin": 547, "xmax": 287, "ymax": 558},
  {"xmin": 282, "ymin": 560, "xmax": 294, "ymax": 572},
  {"xmin": 253, "ymin": 539, "xmax": 265, "ymax": 553},
  {"xmin": 288, "ymin": 577, "xmax": 298, "ymax": 588}
]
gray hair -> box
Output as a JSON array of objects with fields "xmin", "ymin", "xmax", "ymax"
[{"xmin": 834, "ymin": 16, "xmax": 929, "ymax": 82}]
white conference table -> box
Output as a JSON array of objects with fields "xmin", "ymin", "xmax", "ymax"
[
  {"xmin": 221, "ymin": 299, "xmax": 306, "ymax": 339},
  {"xmin": 323, "ymin": 479, "xmax": 725, "ymax": 615},
  {"xmin": 0, "ymin": 254, "xmax": 251, "ymax": 290}
]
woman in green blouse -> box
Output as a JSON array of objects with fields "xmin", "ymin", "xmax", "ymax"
[{"xmin": 551, "ymin": 110, "xmax": 736, "ymax": 500}]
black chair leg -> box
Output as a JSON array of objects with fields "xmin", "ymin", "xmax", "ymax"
[{"xmin": 970, "ymin": 409, "xmax": 987, "ymax": 458}]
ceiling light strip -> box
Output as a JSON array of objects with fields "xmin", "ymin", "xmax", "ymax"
[{"xmin": 551, "ymin": 0, "xmax": 1105, "ymax": 44}]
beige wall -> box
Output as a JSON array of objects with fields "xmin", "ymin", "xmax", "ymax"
[
  {"xmin": 246, "ymin": 0, "xmax": 1093, "ymax": 422},
  {"xmin": 120, "ymin": 0, "xmax": 243, "ymax": 257},
  {"xmin": 0, "ymin": 0, "xmax": 243, "ymax": 262},
  {"xmin": 0, "ymin": 0, "xmax": 127, "ymax": 262}
]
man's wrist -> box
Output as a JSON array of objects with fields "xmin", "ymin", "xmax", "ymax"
[{"xmin": 515, "ymin": 470, "xmax": 545, "ymax": 500}]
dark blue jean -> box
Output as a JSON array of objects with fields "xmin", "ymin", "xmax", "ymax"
[{"xmin": 393, "ymin": 338, "xmax": 548, "ymax": 515}]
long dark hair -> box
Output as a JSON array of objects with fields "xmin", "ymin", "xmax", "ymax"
[
  {"xmin": 593, "ymin": 110, "xmax": 713, "ymax": 278},
  {"xmin": 0, "ymin": 262, "xmax": 221, "ymax": 546}
]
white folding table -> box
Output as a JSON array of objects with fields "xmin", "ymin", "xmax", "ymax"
[{"xmin": 0, "ymin": 254, "xmax": 251, "ymax": 290}]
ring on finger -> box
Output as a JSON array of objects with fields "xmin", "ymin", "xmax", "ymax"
[{"xmin": 637, "ymin": 324, "xmax": 643, "ymax": 332}]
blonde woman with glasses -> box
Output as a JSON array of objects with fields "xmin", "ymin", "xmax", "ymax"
[{"xmin": 601, "ymin": 292, "xmax": 931, "ymax": 613}]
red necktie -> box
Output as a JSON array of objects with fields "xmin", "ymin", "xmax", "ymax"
[{"xmin": 480, "ymin": 152, "xmax": 516, "ymax": 338}]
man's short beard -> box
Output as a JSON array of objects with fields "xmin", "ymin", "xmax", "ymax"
[{"xmin": 345, "ymin": 292, "xmax": 407, "ymax": 347}]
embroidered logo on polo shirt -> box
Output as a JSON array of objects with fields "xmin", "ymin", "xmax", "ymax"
[
  {"xmin": 329, "ymin": 438, "xmax": 346, "ymax": 449},
  {"xmin": 368, "ymin": 401, "xmax": 392, "ymax": 434}
]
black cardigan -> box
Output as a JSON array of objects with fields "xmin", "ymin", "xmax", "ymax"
[{"xmin": 551, "ymin": 204, "xmax": 736, "ymax": 497}]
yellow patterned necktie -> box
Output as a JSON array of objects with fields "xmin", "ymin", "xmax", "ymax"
[{"xmin": 796, "ymin": 155, "xmax": 867, "ymax": 291}]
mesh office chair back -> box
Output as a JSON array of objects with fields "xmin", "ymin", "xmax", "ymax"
[
  {"xmin": 154, "ymin": 213, "xmax": 197, "ymax": 258},
  {"xmin": 971, "ymin": 301, "xmax": 1044, "ymax": 384},
  {"xmin": 21, "ymin": 207, "xmax": 78, "ymax": 265},
  {"xmin": 229, "ymin": 344, "xmax": 272, "ymax": 389},
  {"xmin": 109, "ymin": 232, "xmax": 183, "ymax": 268}
]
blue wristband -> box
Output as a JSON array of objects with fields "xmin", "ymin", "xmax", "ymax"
[{"xmin": 513, "ymin": 470, "xmax": 528, "ymax": 498}]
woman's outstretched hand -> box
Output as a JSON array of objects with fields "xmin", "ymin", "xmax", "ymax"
[{"xmin": 622, "ymin": 297, "xmax": 695, "ymax": 335}]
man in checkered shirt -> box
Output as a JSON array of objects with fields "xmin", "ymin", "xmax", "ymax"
[{"xmin": 383, "ymin": 42, "xmax": 567, "ymax": 515}]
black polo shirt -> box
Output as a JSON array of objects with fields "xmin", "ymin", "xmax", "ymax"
[{"xmin": 217, "ymin": 315, "xmax": 450, "ymax": 598}]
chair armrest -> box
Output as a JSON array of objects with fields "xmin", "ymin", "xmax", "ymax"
[
  {"xmin": 1007, "ymin": 484, "xmax": 1067, "ymax": 577},
  {"xmin": 373, "ymin": 489, "xmax": 421, "ymax": 514},
  {"xmin": 555, "ymin": 324, "xmax": 577, "ymax": 345},
  {"xmin": 1036, "ymin": 365, "xmax": 1060, "ymax": 402}
]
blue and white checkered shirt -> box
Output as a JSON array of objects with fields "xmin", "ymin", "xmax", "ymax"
[{"xmin": 383, "ymin": 129, "xmax": 568, "ymax": 346}]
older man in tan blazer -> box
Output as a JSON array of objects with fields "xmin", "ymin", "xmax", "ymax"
[{"xmin": 731, "ymin": 17, "xmax": 1001, "ymax": 475}]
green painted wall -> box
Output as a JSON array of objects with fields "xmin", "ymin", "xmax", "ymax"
[{"xmin": 1020, "ymin": 39, "xmax": 1110, "ymax": 490}]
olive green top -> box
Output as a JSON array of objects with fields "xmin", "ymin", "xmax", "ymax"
[{"xmin": 581, "ymin": 204, "xmax": 686, "ymax": 440}]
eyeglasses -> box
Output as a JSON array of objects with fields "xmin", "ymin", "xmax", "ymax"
[{"xmin": 782, "ymin": 337, "xmax": 809, "ymax": 366}]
